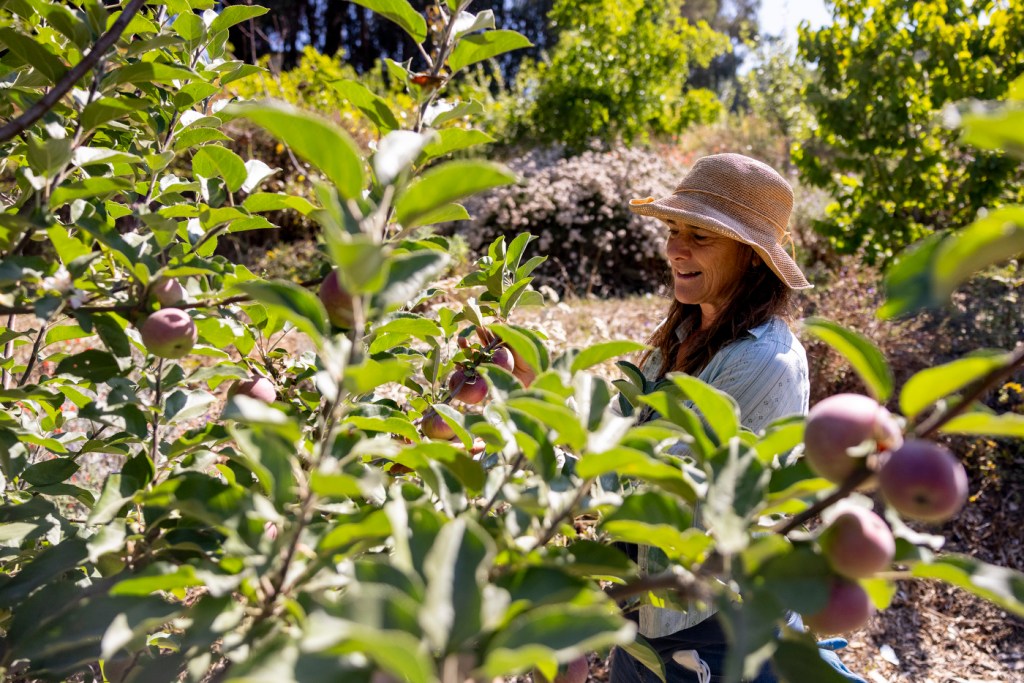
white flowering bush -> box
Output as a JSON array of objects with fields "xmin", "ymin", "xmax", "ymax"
[{"xmin": 455, "ymin": 146, "xmax": 683, "ymax": 296}]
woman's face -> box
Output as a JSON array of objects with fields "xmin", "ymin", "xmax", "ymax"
[{"xmin": 663, "ymin": 219, "xmax": 755, "ymax": 328}]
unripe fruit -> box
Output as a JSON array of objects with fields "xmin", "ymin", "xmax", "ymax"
[
  {"xmin": 819, "ymin": 506, "xmax": 895, "ymax": 578},
  {"xmin": 878, "ymin": 440, "xmax": 968, "ymax": 522},
  {"xmin": 804, "ymin": 394, "xmax": 902, "ymax": 484},
  {"xmin": 150, "ymin": 277, "xmax": 187, "ymax": 306},
  {"xmin": 804, "ymin": 579, "xmax": 874, "ymax": 635},
  {"xmin": 140, "ymin": 308, "xmax": 197, "ymax": 359},
  {"xmin": 448, "ymin": 367, "xmax": 487, "ymax": 404},
  {"xmin": 421, "ymin": 409, "xmax": 455, "ymax": 440},
  {"xmin": 534, "ymin": 656, "xmax": 588, "ymax": 683},
  {"xmin": 229, "ymin": 375, "xmax": 277, "ymax": 403},
  {"xmin": 491, "ymin": 346, "xmax": 515, "ymax": 373},
  {"xmin": 319, "ymin": 269, "xmax": 355, "ymax": 330}
]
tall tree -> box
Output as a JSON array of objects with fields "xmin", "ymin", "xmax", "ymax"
[{"xmin": 795, "ymin": 0, "xmax": 1024, "ymax": 264}]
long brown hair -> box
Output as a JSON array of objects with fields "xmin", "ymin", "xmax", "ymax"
[{"xmin": 639, "ymin": 247, "xmax": 793, "ymax": 377}]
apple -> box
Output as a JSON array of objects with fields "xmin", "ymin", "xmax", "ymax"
[
  {"xmin": 150, "ymin": 277, "xmax": 187, "ymax": 306},
  {"xmin": 803, "ymin": 393, "xmax": 902, "ymax": 484},
  {"xmin": 319, "ymin": 268, "xmax": 355, "ymax": 330},
  {"xmin": 804, "ymin": 579, "xmax": 874, "ymax": 635},
  {"xmin": 819, "ymin": 506, "xmax": 895, "ymax": 578},
  {"xmin": 448, "ymin": 367, "xmax": 487, "ymax": 404},
  {"xmin": 491, "ymin": 346, "xmax": 515, "ymax": 373},
  {"xmin": 878, "ymin": 439, "xmax": 968, "ymax": 522},
  {"xmin": 140, "ymin": 308, "xmax": 197, "ymax": 359},
  {"xmin": 533, "ymin": 656, "xmax": 588, "ymax": 683},
  {"xmin": 229, "ymin": 375, "xmax": 277, "ymax": 403},
  {"xmin": 421, "ymin": 409, "xmax": 455, "ymax": 441}
]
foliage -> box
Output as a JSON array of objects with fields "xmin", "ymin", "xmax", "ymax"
[
  {"xmin": 0, "ymin": 2, "xmax": 1023, "ymax": 683},
  {"xmin": 794, "ymin": 0, "xmax": 1024, "ymax": 264},
  {"xmin": 738, "ymin": 39, "xmax": 814, "ymax": 146},
  {"xmin": 452, "ymin": 146, "xmax": 682, "ymax": 296},
  {"xmin": 509, "ymin": 0, "xmax": 731, "ymax": 152}
]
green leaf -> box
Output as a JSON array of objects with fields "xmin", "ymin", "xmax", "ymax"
[
  {"xmin": 343, "ymin": 359, "xmax": 414, "ymax": 395},
  {"xmin": 172, "ymin": 127, "xmax": 232, "ymax": 151},
  {"xmin": 428, "ymin": 99, "xmax": 484, "ymax": 127},
  {"xmin": 421, "ymin": 128, "xmax": 495, "ymax": 160},
  {"xmin": 22, "ymin": 458, "xmax": 78, "ymax": 487},
  {"xmin": 403, "ymin": 202, "xmax": 470, "ymax": 230},
  {"xmin": 346, "ymin": 415, "xmax": 420, "ymax": 443},
  {"xmin": 237, "ymin": 280, "xmax": 328, "ymax": 345},
  {"xmin": 449, "ymin": 30, "xmax": 533, "ymax": 72},
  {"xmin": 772, "ymin": 636, "xmax": 853, "ymax": 683},
  {"xmin": 330, "ymin": 79, "xmax": 401, "ymax": 133},
  {"xmin": 911, "ymin": 554, "xmax": 1024, "ymax": 617},
  {"xmin": 103, "ymin": 61, "xmax": 196, "ymax": 86},
  {"xmin": 577, "ymin": 447, "xmax": 696, "ymax": 502},
  {"xmin": 939, "ymin": 411, "xmax": 1024, "ymax": 437},
  {"xmin": 243, "ymin": 192, "xmax": 317, "ymax": 216},
  {"xmin": 394, "ymin": 160, "xmax": 516, "ymax": 228},
  {"xmin": 348, "ymin": 0, "xmax": 427, "ymax": 43},
  {"xmin": 420, "ymin": 517, "xmax": 494, "ymax": 652},
  {"xmin": 209, "ymin": 5, "xmax": 269, "ymax": 33},
  {"xmin": 80, "ymin": 97, "xmax": 149, "ymax": 131},
  {"xmin": 374, "ymin": 317, "xmax": 443, "ymax": 341},
  {"xmin": 620, "ymin": 637, "xmax": 667, "ymax": 683},
  {"xmin": 962, "ymin": 107, "xmax": 1024, "ymax": 156},
  {"xmin": 930, "ymin": 206, "xmax": 1024, "ymax": 302},
  {"xmin": 0, "ymin": 27, "xmax": 67, "ymax": 84},
  {"xmin": 482, "ymin": 605, "xmax": 633, "ymax": 678},
  {"xmin": 507, "ymin": 397, "xmax": 588, "ymax": 451},
  {"xmin": 226, "ymin": 101, "xmax": 365, "ymax": 200},
  {"xmin": 192, "ymin": 146, "xmax": 247, "ymax": 192},
  {"xmin": 570, "ymin": 340, "xmax": 646, "ymax": 375},
  {"xmin": 373, "ymin": 249, "xmax": 450, "ymax": 311},
  {"xmin": 110, "ymin": 564, "xmax": 201, "ymax": 597},
  {"xmin": 50, "ymin": 177, "xmax": 132, "ymax": 207},
  {"xmin": 55, "ymin": 350, "xmax": 121, "ymax": 382},
  {"xmin": 489, "ymin": 323, "xmax": 543, "ymax": 378},
  {"xmin": 899, "ymin": 351, "xmax": 1010, "ymax": 420},
  {"xmin": 671, "ymin": 374, "xmax": 741, "ymax": 445},
  {"xmin": 802, "ymin": 317, "xmax": 893, "ymax": 402}
]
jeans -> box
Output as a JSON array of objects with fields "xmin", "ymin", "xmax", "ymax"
[{"xmin": 608, "ymin": 614, "xmax": 866, "ymax": 683}]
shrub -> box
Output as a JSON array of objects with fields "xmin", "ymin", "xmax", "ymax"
[{"xmin": 452, "ymin": 146, "xmax": 684, "ymax": 296}]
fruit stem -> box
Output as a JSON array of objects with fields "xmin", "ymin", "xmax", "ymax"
[{"xmin": 772, "ymin": 468, "xmax": 872, "ymax": 536}]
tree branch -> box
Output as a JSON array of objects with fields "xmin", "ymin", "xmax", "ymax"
[{"xmin": 0, "ymin": 0, "xmax": 149, "ymax": 145}]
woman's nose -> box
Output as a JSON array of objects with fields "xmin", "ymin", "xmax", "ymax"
[{"xmin": 666, "ymin": 237, "xmax": 689, "ymax": 260}]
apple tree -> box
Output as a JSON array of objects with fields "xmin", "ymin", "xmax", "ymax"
[{"xmin": 0, "ymin": 2, "xmax": 1022, "ymax": 683}]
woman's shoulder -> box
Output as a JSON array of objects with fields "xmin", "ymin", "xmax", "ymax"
[{"xmin": 714, "ymin": 316, "xmax": 807, "ymax": 369}]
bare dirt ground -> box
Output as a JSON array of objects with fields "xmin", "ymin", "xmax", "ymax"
[{"xmin": 509, "ymin": 295, "xmax": 1024, "ymax": 683}]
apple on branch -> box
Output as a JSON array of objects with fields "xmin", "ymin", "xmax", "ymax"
[{"xmin": 140, "ymin": 308, "xmax": 198, "ymax": 359}]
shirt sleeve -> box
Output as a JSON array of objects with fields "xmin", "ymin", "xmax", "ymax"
[{"xmin": 701, "ymin": 333, "xmax": 810, "ymax": 432}]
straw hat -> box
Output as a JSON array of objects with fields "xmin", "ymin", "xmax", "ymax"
[{"xmin": 629, "ymin": 153, "xmax": 811, "ymax": 290}]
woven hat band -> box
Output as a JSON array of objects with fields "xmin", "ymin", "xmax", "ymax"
[{"xmin": 675, "ymin": 188, "xmax": 788, "ymax": 239}]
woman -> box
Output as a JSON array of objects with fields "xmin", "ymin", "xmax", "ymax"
[{"xmin": 610, "ymin": 153, "xmax": 865, "ymax": 683}]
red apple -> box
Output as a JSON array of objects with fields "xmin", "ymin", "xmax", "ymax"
[
  {"xmin": 878, "ymin": 439, "xmax": 968, "ymax": 522},
  {"xmin": 150, "ymin": 277, "xmax": 187, "ymax": 307},
  {"xmin": 421, "ymin": 409, "xmax": 455, "ymax": 441},
  {"xmin": 448, "ymin": 367, "xmax": 487, "ymax": 404},
  {"xmin": 819, "ymin": 506, "xmax": 895, "ymax": 578},
  {"xmin": 229, "ymin": 375, "xmax": 277, "ymax": 403},
  {"xmin": 803, "ymin": 394, "xmax": 902, "ymax": 484},
  {"xmin": 491, "ymin": 346, "xmax": 515, "ymax": 373},
  {"xmin": 140, "ymin": 308, "xmax": 197, "ymax": 359},
  {"xmin": 804, "ymin": 579, "xmax": 874, "ymax": 635},
  {"xmin": 319, "ymin": 269, "xmax": 355, "ymax": 330}
]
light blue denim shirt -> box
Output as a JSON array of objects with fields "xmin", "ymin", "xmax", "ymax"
[{"xmin": 637, "ymin": 315, "xmax": 810, "ymax": 638}]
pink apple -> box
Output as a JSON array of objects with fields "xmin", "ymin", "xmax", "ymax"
[
  {"xmin": 229, "ymin": 375, "xmax": 277, "ymax": 403},
  {"xmin": 319, "ymin": 269, "xmax": 355, "ymax": 330},
  {"xmin": 140, "ymin": 308, "xmax": 197, "ymax": 359},
  {"xmin": 819, "ymin": 506, "xmax": 895, "ymax": 578},
  {"xmin": 150, "ymin": 277, "xmax": 187, "ymax": 307},
  {"xmin": 879, "ymin": 440, "xmax": 968, "ymax": 522},
  {"xmin": 804, "ymin": 579, "xmax": 874, "ymax": 635},
  {"xmin": 804, "ymin": 394, "xmax": 902, "ymax": 484},
  {"xmin": 448, "ymin": 367, "xmax": 487, "ymax": 404}
]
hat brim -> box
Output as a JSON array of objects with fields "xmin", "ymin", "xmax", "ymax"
[{"xmin": 630, "ymin": 196, "xmax": 812, "ymax": 290}]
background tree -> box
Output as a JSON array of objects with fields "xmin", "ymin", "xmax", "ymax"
[
  {"xmin": 794, "ymin": 0, "xmax": 1024, "ymax": 265},
  {"xmin": 512, "ymin": 0, "xmax": 731, "ymax": 151},
  {"xmin": 681, "ymin": 0, "xmax": 762, "ymax": 102}
]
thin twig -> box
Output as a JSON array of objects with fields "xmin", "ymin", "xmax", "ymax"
[
  {"xmin": 0, "ymin": 0, "xmax": 149, "ymax": 144},
  {"xmin": 532, "ymin": 476, "xmax": 595, "ymax": 550},
  {"xmin": 17, "ymin": 320, "xmax": 51, "ymax": 386},
  {"xmin": 150, "ymin": 358, "xmax": 164, "ymax": 470},
  {"xmin": 604, "ymin": 571, "xmax": 704, "ymax": 603}
]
